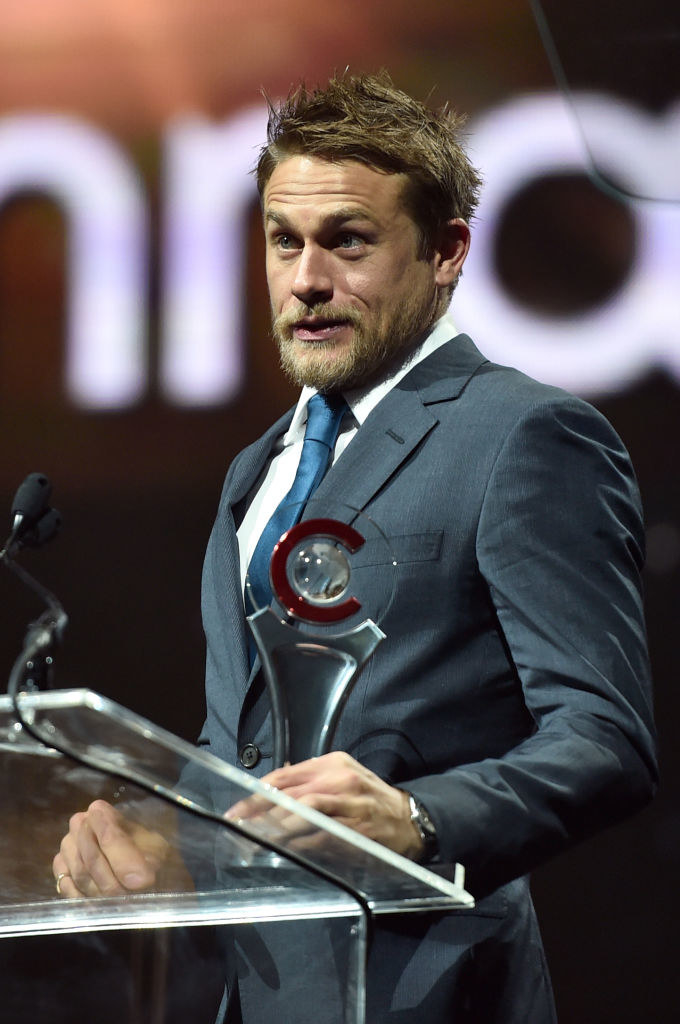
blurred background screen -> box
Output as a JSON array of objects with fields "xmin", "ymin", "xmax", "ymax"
[
  {"xmin": 532, "ymin": 0, "xmax": 680, "ymax": 199},
  {"xmin": 0, "ymin": 3, "xmax": 677, "ymax": 1021}
]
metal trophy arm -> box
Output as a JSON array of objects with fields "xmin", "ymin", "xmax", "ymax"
[{"xmin": 248, "ymin": 606, "xmax": 384, "ymax": 767}]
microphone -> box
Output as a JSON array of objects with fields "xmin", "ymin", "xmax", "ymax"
[
  {"xmin": 1, "ymin": 473, "xmax": 60, "ymax": 557},
  {"xmin": 19, "ymin": 507, "xmax": 62, "ymax": 550},
  {"xmin": 1, "ymin": 473, "xmax": 68, "ymax": 694}
]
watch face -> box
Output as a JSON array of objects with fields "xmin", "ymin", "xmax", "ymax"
[{"xmin": 409, "ymin": 794, "xmax": 438, "ymax": 852}]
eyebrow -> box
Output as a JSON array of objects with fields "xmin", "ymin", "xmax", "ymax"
[{"xmin": 264, "ymin": 206, "xmax": 378, "ymax": 230}]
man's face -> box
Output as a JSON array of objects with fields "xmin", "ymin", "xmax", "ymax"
[{"xmin": 263, "ymin": 155, "xmax": 452, "ymax": 392}]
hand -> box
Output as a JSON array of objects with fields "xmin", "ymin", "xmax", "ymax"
[
  {"xmin": 53, "ymin": 799, "xmax": 189, "ymax": 898},
  {"xmin": 226, "ymin": 752, "xmax": 424, "ymax": 861}
]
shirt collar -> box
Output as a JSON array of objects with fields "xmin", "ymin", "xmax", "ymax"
[{"xmin": 283, "ymin": 313, "xmax": 460, "ymax": 443}]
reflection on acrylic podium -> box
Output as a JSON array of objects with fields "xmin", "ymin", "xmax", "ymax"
[{"xmin": 0, "ymin": 691, "xmax": 472, "ymax": 1024}]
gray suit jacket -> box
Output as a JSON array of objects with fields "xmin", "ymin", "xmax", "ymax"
[{"xmin": 200, "ymin": 333, "xmax": 657, "ymax": 1022}]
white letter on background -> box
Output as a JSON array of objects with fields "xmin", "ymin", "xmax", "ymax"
[
  {"xmin": 455, "ymin": 93, "xmax": 680, "ymax": 396},
  {"xmin": 161, "ymin": 107, "xmax": 268, "ymax": 406},
  {"xmin": 0, "ymin": 114, "xmax": 148, "ymax": 407}
]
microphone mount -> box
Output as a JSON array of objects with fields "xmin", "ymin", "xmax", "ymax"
[{"xmin": 1, "ymin": 473, "xmax": 68, "ymax": 697}]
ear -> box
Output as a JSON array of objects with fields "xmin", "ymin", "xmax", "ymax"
[{"xmin": 433, "ymin": 219, "xmax": 471, "ymax": 288}]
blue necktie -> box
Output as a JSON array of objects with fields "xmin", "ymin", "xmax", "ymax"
[{"xmin": 246, "ymin": 392, "xmax": 347, "ymax": 614}]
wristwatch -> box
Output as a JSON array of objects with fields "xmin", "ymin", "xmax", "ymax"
[{"xmin": 408, "ymin": 793, "xmax": 439, "ymax": 862}]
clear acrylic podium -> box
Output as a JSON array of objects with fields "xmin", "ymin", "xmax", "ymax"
[{"xmin": 0, "ymin": 690, "xmax": 472, "ymax": 1024}]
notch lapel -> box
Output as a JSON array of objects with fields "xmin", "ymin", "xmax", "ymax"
[
  {"xmin": 210, "ymin": 406, "xmax": 296, "ymax": 701},
  {"xmin": 224, "ymin": 407, "xmax": 296, "ymax": 512},
  {"xmin": 313, "ymin": 333, "xmax": 488, "ymax": 512},
  {"xmin": 236, "ymin": 334, "xmax": 487, "ymax": 732},
  {"xmin": 313, "ymin": 386, "xmax": 438, "ymax": 512}
]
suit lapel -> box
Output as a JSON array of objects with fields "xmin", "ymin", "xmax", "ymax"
[
  {"xmin": 225, "ymin": 407, "xmax": 296, "ymax": 514},
  {"xmin": 213, "ymin": 406, "xmax": 296, "ymax": 700},
  {"xmin": 313, "ymin": 386, "xmax": 437, "ymax": 511},
  {"xmin": 314, "ymin": 333, "xmax": 488, "ymax": 512},
  {"xmin": 237, "ymin": 334, "xmax": 487, "ymax": 725}
]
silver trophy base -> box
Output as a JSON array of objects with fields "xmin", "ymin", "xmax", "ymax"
[{"xmin": 247, "ymin": 606, "xmax": 385, "ymax": 768}]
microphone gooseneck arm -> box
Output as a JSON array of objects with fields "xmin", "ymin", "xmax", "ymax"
[{"xmin": 1, "ymin": 473, "xmax": 68, "ymax": 697}]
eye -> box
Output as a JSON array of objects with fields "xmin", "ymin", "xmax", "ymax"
[
  {"xmin": 336, "ymin": 233, "xmax": 362, "ymax": 249},
  {"xmin": 273, "ymin": 232, "xmax": 299, "ymax": 251}
]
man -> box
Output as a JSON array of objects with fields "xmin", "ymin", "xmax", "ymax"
[{"xmin": 55, "ymin": 73, "xmax": 657, "ymax": 1022}]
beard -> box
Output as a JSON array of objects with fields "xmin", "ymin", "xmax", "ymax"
[{"xmin": 272, "ymin": 289, "xmax": 439, "ymax": 393}]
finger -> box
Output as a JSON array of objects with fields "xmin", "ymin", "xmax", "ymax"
[
  {"xmin": 60, "ymin": 804, "xmax": 143, "ymax": 896},
  {"xmin": 260, "ymin": 757, "xmax": 336, "ymax": 789},
  {"xmin": 54, "ymin": 873, "xmax": 84, "ymax": 899},
  {"xmin": 265, "ymin": 753, "xmax": 372, "ymax": 794},
  {"xmin": 250, "ymin": 794, "xmax": 349, "ymax": 837},
  {"xmin": 280, "ymin": 771, "xmax": 360, "ymax": 796},
  {"xmin": 226, "ymin": 781, "xmax": 337, "ymax": 821},
  {"xmin": 293, "ymin": 791, "xmax": 362, "ymax": 823},
  {"xmin": 52, "ymin": 851, "xmax": 87, "ymax": 899},
  {"xmin": 284, "ymin": 790, "xmax": 401, "ymax": 847},
  {"xmin": 87, "ymin": 802, "xmax": 158, "ymax": 891},
  {"xmin": 228, "ymin": 762, "xmax": 358, "ymax": 820},
  {"xmin": 72, "ymin": 818, "xmax": 130, "ymax": 896},
  {"xmin": 227, "ymin": 752, "xmax": 367, "ymax": 820},
  {"xmin": 58, "ymin": 823, "xmax": 114, "ymax": 898},
  {"xmin": 226, "ymin": 791, "xmax": 282, "ymax": 820}
]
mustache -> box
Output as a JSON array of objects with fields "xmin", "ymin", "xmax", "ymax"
[{"xmin": 273, "ymin": 303, "xmax": 362, "ymax": 335}]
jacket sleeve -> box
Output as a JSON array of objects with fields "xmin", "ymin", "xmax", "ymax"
[{"xmin": 408, "ymin": 396, "xmax": 658, "ymax": 897}]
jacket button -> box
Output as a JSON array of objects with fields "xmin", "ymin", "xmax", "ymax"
[{"xmin": 239, "ymin": 742, "xmax": 261, "ymax": 769}]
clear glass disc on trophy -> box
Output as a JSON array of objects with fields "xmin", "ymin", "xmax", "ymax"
[
  {"xmin": 245, "ymin": 502, "xmax": 397, "ymax": 636},
  {"xmin": 288, "ymin": 536, "xmax": 352, "ymax": 606}
]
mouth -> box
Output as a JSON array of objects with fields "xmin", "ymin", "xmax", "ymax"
[{"xmin": 291, "ymin": 317, "xmax": 353, "ymax": 343}]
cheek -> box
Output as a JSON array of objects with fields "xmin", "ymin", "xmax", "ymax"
[
  {"xmin": 265, "ymin": 271, "xmax": 287, "ymax": 312},
  {"xmin": 344, "ymin": 271, "xmax": 384, "ymax": 312},
  {"xmin": 392, "ymin": 264, "xmax": 436, "ymax": 308}
]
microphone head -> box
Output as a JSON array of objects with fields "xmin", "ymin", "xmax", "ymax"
[
  {"xmin": 11, "ymin": 472, "xmax": 52, "ymax": 528},
  {"xmin": 20, "ymin": 507, "xmax": 62, "ymax": 549},
  {"xmin": 2, "ymin": 473, "xmax": 56, "ymax": 556}
]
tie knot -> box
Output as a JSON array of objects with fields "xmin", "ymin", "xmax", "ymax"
[{"xmin": 304, "ymin": 392, "xmax": 347, "ymax": 448}]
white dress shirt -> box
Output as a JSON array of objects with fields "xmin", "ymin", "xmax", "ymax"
[{"xmin": 237, "ymin": 313, "xmax": 460, "ymax": 591}]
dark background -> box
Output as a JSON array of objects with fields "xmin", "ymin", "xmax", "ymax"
[{"xmin": 0, "ymin": 2, "xmax": 677, "ymax": 1020}]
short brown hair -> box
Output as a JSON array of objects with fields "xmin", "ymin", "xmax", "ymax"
[{"xmin": 255, "ymin": 70, "xmax": 482, "ymax": 255}]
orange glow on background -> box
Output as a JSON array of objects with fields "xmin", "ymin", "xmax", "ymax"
[{"xmin": 0, "ymin": 6, "xmax": 677, "ymax": 1020}]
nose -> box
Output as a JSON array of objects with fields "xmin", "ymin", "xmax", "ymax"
[{"xmin": 291, "ymin": 245, "xmax": 333, "ymax": 306}]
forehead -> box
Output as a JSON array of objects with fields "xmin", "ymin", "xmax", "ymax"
[{"xmin": 263, "ymin": 155, "xmax": 410, "ymax": 224}]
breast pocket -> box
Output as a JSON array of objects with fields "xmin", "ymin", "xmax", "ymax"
[{"xmin": 351, "ymin": 531, "xmax": 443, "ymax": 567}]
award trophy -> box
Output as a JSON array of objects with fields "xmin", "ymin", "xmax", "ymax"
[{"xmin": 245, "ymin": 505, "xmax": 395, "ymax": 768}]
